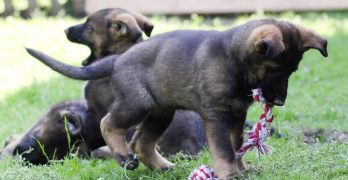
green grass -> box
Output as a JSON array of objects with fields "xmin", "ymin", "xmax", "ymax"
[{"xmin": 0, "ymin": 12, "xmax": 348, "ymax": 179}]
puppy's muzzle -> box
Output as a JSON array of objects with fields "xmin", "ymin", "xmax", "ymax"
[{"xmin": 65, "ymin": 24, "xmax": 86, "ymax": 45}]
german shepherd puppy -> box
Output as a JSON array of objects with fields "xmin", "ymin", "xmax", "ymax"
[
  {"xmin": 66, "ymin": 8, "xmax": 154, "ymax": 123},
  {"xmin": 1, "ymin": 101, "xmax": 94, "ymax": 164},
  {"xmin": 26, "ymin": 19, "xmax": 327, "ymax": 178}
]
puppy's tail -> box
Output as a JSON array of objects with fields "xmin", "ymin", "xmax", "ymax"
[{"xmin": 25, "ymin": 48, "xmax": 114, "ymax": 80}]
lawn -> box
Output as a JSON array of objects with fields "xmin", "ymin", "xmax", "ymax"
[{"xmin": 0, "ymin": 11, "xmax": 348, "ymax": 179}]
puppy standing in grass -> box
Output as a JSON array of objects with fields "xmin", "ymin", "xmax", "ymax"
[{"xmin": 27, "ymin": 19, "xmax": 328, "ymax": 178}]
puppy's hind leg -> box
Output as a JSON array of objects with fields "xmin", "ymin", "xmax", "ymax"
[
  {"xmin": 130, "ymin": 109, "xmax": 175, "ymax": 170},
  {"xmin": 101, "ymin": 101, "xmax": 150, "ymax": 170}
]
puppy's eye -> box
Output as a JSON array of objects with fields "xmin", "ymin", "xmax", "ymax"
[
  {"xmin": 112, "ymin": 23, "xmax": 122, "ymax": 31},
  {"xmin": 110, "ymin": 23, "xmax": 127, "ymax": 34}
]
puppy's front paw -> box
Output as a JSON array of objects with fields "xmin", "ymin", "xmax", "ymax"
[
  {"xmin": 115, "ymin": 153, "xmax": 139, "ymax": 170},
  {"xmin": 125, "ymin": 154, "xmax": 139, "ymax": 170}
]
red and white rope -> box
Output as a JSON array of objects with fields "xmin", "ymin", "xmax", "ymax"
[
  {"xmin": 188, "ymin": 165, "xmax": 217, "ymax": 180},
  {"xmin": 236, "ymin": 88, "xmax": 274, "ymax": 158}
]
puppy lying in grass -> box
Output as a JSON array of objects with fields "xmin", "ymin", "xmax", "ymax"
[{"xmin": 27, "ymin": 18, "xmax": 328, "ymax": 178}]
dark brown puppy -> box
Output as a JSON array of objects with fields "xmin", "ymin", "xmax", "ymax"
[
  {"xmin": 26, "ymin": 19, "xmax": 328, "ymax": 178},
  {"xmin": 0, "ymin": 101, "xmax": 93, "ymax": 164},
  {"xmin": 1, "ymin": 101, "xmax": 205, "ymax": 164}
]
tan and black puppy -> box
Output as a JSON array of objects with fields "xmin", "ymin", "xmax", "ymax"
[
  {"xmin": 1, "ymin": 101, "xmax": 205, "ymax": 165},
  {"xmin": 66, "ymin": 7, "xmax": 154, "ymax": 129},
  {"xmin": 27, "ymin": 19, "xmax": 327, "ymax": 178}
]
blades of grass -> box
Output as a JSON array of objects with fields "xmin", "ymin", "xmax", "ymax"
[
  {"xmin": 32, "ymin": 136, "xmax": 50, "ymax": 163},
  {"xmin": 63, "ymin": 115, "xmax": 71, "ymax": 152}
]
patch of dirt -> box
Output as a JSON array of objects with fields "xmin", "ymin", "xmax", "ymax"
[{"xmin": 303, "ymin": 129, "xmax": 348, "ymax": 144}]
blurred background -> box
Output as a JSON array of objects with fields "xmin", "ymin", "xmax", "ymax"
[
  {"xmin": 1, "ymin": 0, "xmax": 348, "ymax": 18},
  {"xmin": 0, "ymin": 0, "xmax": 347, "ymax": 179}
]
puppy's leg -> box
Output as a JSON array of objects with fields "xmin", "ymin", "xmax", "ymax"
[
  {"xmin": 130, "ymin": 109, "xmax": 175, "ymax": 170},
  {"xmin": 101, "ymin": 101, "xmax": 149, "ymax": 170},
  {"xmin": 203, "ymin": 110, "xmax": 241, "ymax": 179},
  {"xmin": 230, "ymin": 110, "xmax": 248, "ymax": 172}
]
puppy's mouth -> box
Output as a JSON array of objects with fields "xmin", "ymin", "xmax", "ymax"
[
  {"xmin": 255, "ymin": 89, "xmax": 284, "ymax": 106},
  {"xmin": 272, "ymin": 99, "xmax": 284, "ymax": 106},
  {"xmin": 73, "ymin": 38, "xmax": 84, "ymax": 44},
  {"xmin": 68, "ymin": 37, "xmax": 90, "ymax": 46},
  {"xmin": 82, "ymin": 50, "xmax": 96, "ymax": 66}
]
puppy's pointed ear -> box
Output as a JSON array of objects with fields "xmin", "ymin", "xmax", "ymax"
[
  {"xmin": 249, "ymin": 25, "xmax": 285, "ymax": 58},
  {"xmin": 132, "ymin": 12, "xmax": 154, "ymax": 37},
  {"xmin": 297, "ymin": 26, "xmax": 328, "ymax": 57}
]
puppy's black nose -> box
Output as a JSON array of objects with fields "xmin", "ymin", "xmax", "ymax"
[{"xmin": 273, "ymin": 99, "xmax": 285, "ymax": 106}]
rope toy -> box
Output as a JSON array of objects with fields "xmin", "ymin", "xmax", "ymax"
[
  {"xmin": 188, "ymin": 165, "xmax": 217, "ymax": 180},
  {"xmin": 188, "ymin": 88, "xmax": 275, "ymax": 180},
  {"xmin": 235, "ymin": 88, "xmax": 274, "ymax": 158}
]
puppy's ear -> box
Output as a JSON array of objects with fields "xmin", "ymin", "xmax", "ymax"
[
  {"xmin": 249, "ymin": 25, "xmax": 285, "ymax": 58},
  {"xmin": 132, "ymin": 12, "xmax": 154, "ymax": 37},
  {"xmin": 63, "ymin": 113, "xmax": 82, "ymax": 136},
  {"xmin": 297, "ymin": 26, "xmax": 328, "ymax": 57}
]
